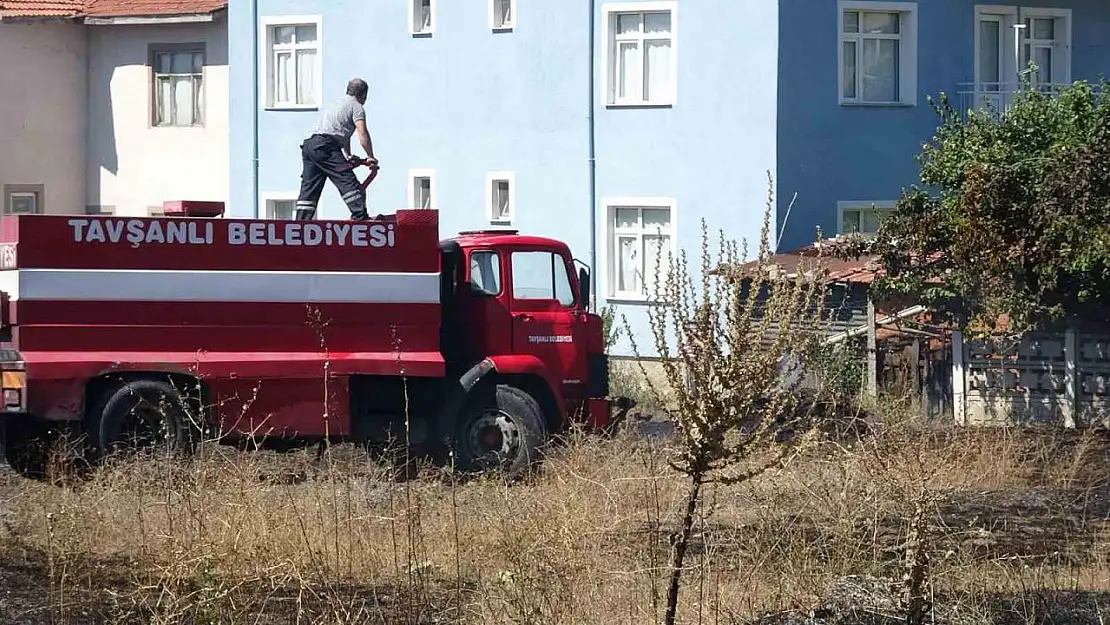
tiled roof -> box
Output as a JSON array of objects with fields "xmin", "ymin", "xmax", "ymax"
[
  {"xmin": 84, "ymin": 0, "xmax": 226, "ymax": 17},
  {"xmin": 0, "ymin": 0, "xmax": 226, "ymax": 19},
  {"xmin": 0, "ymin": 1, "xmax": 84, "ymax": 18}
]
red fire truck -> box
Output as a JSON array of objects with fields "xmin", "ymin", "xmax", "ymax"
[{"xmin": 0, "ymin": 202, "xmax": 622, "ymax": 479}]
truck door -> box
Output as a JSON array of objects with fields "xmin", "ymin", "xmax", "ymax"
[{"xmin": 507, "ymin": 248, "xmax": 587, "ymax": 399}]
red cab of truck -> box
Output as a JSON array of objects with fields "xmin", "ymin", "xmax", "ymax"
[{"xmin": 0, "ymin": 203, "xmax": 623, "ymax": 478}]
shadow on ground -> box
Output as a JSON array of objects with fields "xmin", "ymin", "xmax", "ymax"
[
  {"xmin": 747, "ymin": 575, "xmax": 1110, "ymax": 624},
  {"xmin": 0, "ymin": 540, "xmax": 465, "ymax": 625}
]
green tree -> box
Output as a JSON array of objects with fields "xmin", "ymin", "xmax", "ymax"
[{"xmin": 850, "ymin": 79, "xmax": 1110, "ymax": 334}]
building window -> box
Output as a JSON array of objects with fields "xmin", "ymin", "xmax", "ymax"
[
  {"xmin": 838, "ymin": 1, "xmax": 918, "ymax": 106},
  {"xmin": 151, "ymin": 45, "xmax": 204, "ymax": 126},
  {"xmin": 512, "ymin": 251, "xmax": 575, "ymax": 307},
  {"xmin": 838, "ymin": 201, "xmax": 895, "ymax": 235},
  {"xmin": 605, "ymin": 198, "xmax": 674, "ymax": 300},
  {"xmin": 262, "ymin": 16, "xmax": 322, "ymax": 109},
  {"xmin": 408, "ymin": 168, "xmax": 436, "ymax": 209},
  {"xmin": 263, "ymin": 195, "xmax": 297, "ymax": 219},
  {"xmin": 409, "ymin": 0, "xmax": 435, "ymax": 36},
  {"xmin": 1020, "ymin": 8, "xmax": 1071, "ymax": 88},
  {"xmin": 3, "ymin": 185, "xmax": 43, "ymax": 215},
  {"xmin": 602, "ymin": 1, "xmax": 676, "ymax": 107},
  {"xmin": 486, "ymin": 171, "xmax": 514, "ymax": 224},
  {"xmin": 968, "ymin": 7, "xmax": 1071, "ymax": 114},
  {"xmin": 490, "ymin": 0, "xmax": 515, "ymax": 30}
]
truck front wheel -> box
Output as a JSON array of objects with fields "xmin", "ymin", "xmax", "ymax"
[
  {"xmin": 90, "ymin": 379, "xmax": 199, "ymax": 462},
  {"xmin": 453, "ymin": 385, "xmax": 546, "ymax": 478}
]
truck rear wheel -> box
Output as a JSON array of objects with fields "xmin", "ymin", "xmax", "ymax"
[
  {"xmin": 453, "ymin": 385, "xmax": 546, "ymax": 478},
  {"xmin": 90, "ymin": 379, "xmax": 199, "ymax": 462}
]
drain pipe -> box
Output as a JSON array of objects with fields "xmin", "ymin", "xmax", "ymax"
[
  {"xmin": 250, "ymin": 0, "xmax": 260, "ymax": 218},
  {"xmin": 587, "ymin": 0, "xmax": 599, "ymax": 306}
]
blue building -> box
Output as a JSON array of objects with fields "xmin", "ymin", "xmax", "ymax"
[{"xmin": 227, "ymin": 0, "xmax": 1109, "ymax": 358}]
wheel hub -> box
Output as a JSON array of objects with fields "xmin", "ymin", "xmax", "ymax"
[{"xmin": 464, "ymin": 409, "xmax": 521, "ymax": 467}]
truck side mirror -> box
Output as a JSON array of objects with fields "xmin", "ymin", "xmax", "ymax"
[{"xmin": 577, "ymin": 267, "xmax": 591, "ymax": 311}]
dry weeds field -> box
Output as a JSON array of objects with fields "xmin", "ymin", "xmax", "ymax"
[{"xmin": 1, "ymin": 414, "xmax": 1110, "ymax": 624}]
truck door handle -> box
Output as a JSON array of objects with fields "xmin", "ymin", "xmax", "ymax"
[{"xmin": 515, "ymin": 313, "xmax": 534, "ymax": 322}]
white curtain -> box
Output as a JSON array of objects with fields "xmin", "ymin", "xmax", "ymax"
[
  {"xmin": 618, "ymin": 42, "xmax": 638, "ymax": 100},
  {"xmin": 644, "ymin": 40, "xmax": 670, "ymax": 102},
  {"xmin": 493, "ymin": 182, "xmax": 509, "ymax": 219},
  {"xmin": 156, "ymin": 77, "xmax": 171, "ymax": 124},
  {"xmin": 842, "ymin": 42, "xmax": 857, "ymax": 98},
  {"xmin": 415, "ymin": 179, "xmax": 431, "ymax": 208},
  {"xmin": 174, "ymin": 76, "xmax": 195, "ymax": 125},
  {"xmin": 276, "ymin": 51, "xmax": 292, "ymax": 103},
  {"xmin": 416, "ymin": 1, "xmax": 431, "ymax": 30},
  {"xmin": 618, "ymin": 236, "xmax": 638, "ymax": 293},
  {"xmin": 1032, "ymin": 46, "xmax": 1053, "ymax": 85},
  {"xmin": 296, "ymin": 49, "xmax": 316, "ymax": 105},
  {"xmin": 644, "ymin": 235, "xmax": 671, "ymax": 295},
  {"xmin": 861, "ymin": 38, "xmax": 898, "ymax": 101},
  {"xmin": 978, "ymin": 21, "xmax": 1000, "ymax": 86}
]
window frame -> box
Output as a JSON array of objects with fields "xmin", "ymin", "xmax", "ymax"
[
  {"xmin": 509, "ymin": 249, "xmax": 578, "ymax": 309},
  {"xmin": 261, "ymin": 191, "xmax": 300, "ymax": 220},
  {"xmin": 486, "ymin": 170, "xmax": 515, "ymax": 225},
  {"xmin": 260, "ymin": 14, "xmax": 323, "ymax": 111},
  {"xmin": 149, "ymin": 42, "xmax": 206, "ymax": 128},
  {"xmin": 600, "ymin": 1, "xmax": 678, "ymax": 108},
  {"xmin": 408, "ymin": 0, "xmax": 436, "ymax": 36},
  {"xmin": 837, "ymin": 1, "xmax": 918, "ymax": 107},
  {"xmin": 407, "ymin": 168, "xmax": 437, "ymax": 210},
  {"xmin": 467, "ymin": 249, "xmax": 504, "ymax": 297},
  {"xmin": 3, "ymin": 184, "xmax": 44, "ymax": 216},
  {"xmin": 604, "ymin": 196, "xmax": 676, "ymax": 302},
  {"xmin": 489, "ymin": 0, "xmax": 516, "ymax": 31},
  {"xmin": 1018, "ymin": 6, "xmax": 1072, "ymax": 87},
  {"xmin": 837, "ymin": 200, "xmax": 896, "ymax": 236}
]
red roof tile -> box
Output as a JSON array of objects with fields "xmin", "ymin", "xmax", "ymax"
[
  {"xmin": 0, "ymin": 0, "xmax": 84, "ymax": 18},
  {"xmin": 0, "ymin": 0, "xmax": 225, "ymax": 18},
  {"xmin": 83, "ymin": 0, "xmax": 226, "ymax": 17}
]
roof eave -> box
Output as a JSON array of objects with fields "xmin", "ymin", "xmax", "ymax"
[
  {"xmin": 83, "ymin": 7, "xmax": 224, "ymax": 25},
  {"xmin": 0, "ymin": 15, "xmax": 82, "ymax": 22}
]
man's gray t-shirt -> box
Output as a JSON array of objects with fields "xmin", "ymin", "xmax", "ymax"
[{"xmin": 310, "ymin": 95, "xmax": 365, "ymax": 142}]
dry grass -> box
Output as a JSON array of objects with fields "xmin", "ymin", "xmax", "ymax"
[{"xmin": 2, "ymin": 418, "xmax": 1110, "ymax": 624}]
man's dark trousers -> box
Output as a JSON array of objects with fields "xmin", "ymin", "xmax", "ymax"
[{"xmin": 295, "ymin": 134, "xmax": 368, "ymax": 220}]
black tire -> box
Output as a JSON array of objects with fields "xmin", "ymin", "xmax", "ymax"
[
  {"xmin": 453, "ymin": 384, "xmax": 547, "ymax": 478},
  {"xmin": 90, "ymin": 379, "xmax": 199, "ymax": 462}
]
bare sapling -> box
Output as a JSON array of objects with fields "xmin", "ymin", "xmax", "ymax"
[{"xmin": 624, "ymin": 174, "xmax": 832, "ymax": 625}]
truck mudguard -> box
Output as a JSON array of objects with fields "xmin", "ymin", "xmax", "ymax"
[{"xmin": 434, "ymin": 354, "xmax": 564, "ymax": 449}]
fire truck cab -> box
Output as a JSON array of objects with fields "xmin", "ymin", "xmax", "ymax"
[{"xmin": 0, "ymin": 203, "xmax": 624, "ymax": 479}]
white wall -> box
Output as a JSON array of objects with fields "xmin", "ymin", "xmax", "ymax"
[
  {"xmin": 86, "ymin": 16, "xmax": 228, "ymax": 216},
  {"xmin": 0, "ymin": 21, "xmax": 88, "ymax": 215}
]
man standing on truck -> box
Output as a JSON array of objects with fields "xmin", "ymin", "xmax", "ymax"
[{"xmin": 294, "ymin": 78, "xmax": 379, "ymax": 221}]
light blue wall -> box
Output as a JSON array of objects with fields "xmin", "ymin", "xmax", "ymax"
[
  {"xmin": 776, "ymin": 0, "xmax": 1110, "ymax": 251},
  {"xmin": 229, "ymin": 0, "xmax": 591, "ymax": 253},
  {"xmin": 229, "ymin": 0, "xmax": 782, "ymax": 359},
  {"xmin": 595, "ymin": 0, "xmax": 780, "ymax": 358}
]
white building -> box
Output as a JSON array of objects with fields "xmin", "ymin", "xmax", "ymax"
[{"xmin": 0, "ymin": 0, "xmax": 228, "ymax": 217}]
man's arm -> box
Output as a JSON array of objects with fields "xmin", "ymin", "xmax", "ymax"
[{"xmin": 354, "ymin": 119, "xmax": 375, "ymax": 161}]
